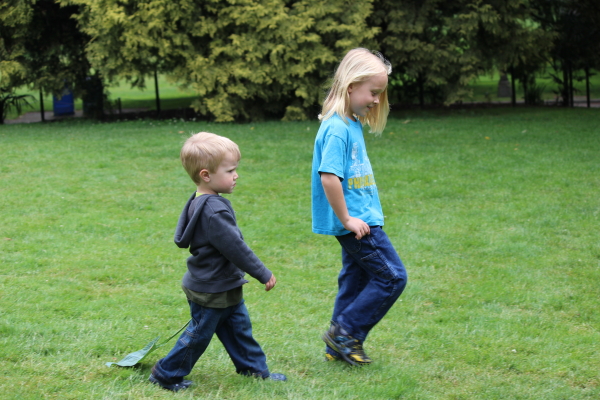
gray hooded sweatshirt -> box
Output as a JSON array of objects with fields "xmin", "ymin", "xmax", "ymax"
[{"xmin": 174, "ymin": 193, "xmax": 272, "ymax": 293}]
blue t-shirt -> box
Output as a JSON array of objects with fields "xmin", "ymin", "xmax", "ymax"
[{"xmin": 311, "ymin": 114, "xmax": 384, "ymax": 236}]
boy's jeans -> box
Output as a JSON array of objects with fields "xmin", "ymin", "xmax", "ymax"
[
  {"xmin": 332, "ymin": 226, "xmax": 408, "ymax": 342},
  {"xmin": 152, "ymin": 299, "xmax": 269, "ymax": 384}
]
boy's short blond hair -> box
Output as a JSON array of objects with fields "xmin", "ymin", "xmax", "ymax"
[{"xmin": 180, "ymin": 132, "xmax": 241, "ymax": 185}]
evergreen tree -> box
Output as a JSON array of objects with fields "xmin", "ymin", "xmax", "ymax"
[
  {"xmin": 0, "ymin": 0, "xmax": 31, "ymax": 89},
  {"xmin": 0, "ymin": 0, "xmax": 34, "ymax": 122},
  {"xmin": 1, "ymin": 0, "xmax": 96, "ymax": 121},
  {"xmin": 370, "ymin": 0, "xmax": 552, "ymax": 106},
  {"xmin": 531, "ymin": 0, "xmax": 600, "ymax": 106},
  {"xmin": 68, "ymin": 0, "xmax": 377, "ymax": 122}
]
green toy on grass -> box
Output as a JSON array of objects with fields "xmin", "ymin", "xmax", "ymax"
[{"xmin": 106, "ymin": 320, "xmax": 190, "ymax": 367}]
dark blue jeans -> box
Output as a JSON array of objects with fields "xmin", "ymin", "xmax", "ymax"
[
  {"xmin": 331, "ymin": 226, "xmax": 407, "ymax": 343},
  {"xmin": 152, "ymin": 299, "xmax": 269, "ymax": 383}
]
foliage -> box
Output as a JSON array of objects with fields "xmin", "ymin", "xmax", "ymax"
[
  {"xmin": 66, "ymin": 0, "xmax": 378, "ymax": 122},
  {"xmin": 369, "ymin": 0, "xmax": 554, "ymax": 106},
  {"xmin": 522, "ymin": 81, "xmax": 546, "ymax": 105},
  {"xmin": 531, "ymin": 0, "xmax": 600, "ymax": 106},
  {"xmin": 0, "ymin": 0, "xmax": 34, "ymax": 88},
  {"xmin": 0, "ymin": 87, "xmax": 33, "ymax": 124},
  {"xmin": 0, "ymin": 0, "xmax": 36, "ymax": 122},
  {"xmin": 0, "ymin": 0, "xmax": 93, "ymax": 99},
  {"xmin": 61, "ymin": 0, "xmax": 192, "ymax": 88}
]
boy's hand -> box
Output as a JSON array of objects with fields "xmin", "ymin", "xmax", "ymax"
[
  {"xmin": 265, "ymin": 273, "xmax": 277, "ymax": 291},
  {"xmin": 343, "ymin": 216, "xmax": 370, "ymax": 240}
]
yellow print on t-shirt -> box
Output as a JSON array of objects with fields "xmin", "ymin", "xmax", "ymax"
[
  {"xmin": 348, "ymin": 142, "xmax": 375, "ymax": 190},
  {"xmin": 348, "ymin": 174, "xmax": 376, "ymax": 190}
]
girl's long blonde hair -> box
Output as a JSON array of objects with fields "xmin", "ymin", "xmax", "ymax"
[{"xmin": 319, "ymin": 48, "xmax": 392, "ymax": 135}]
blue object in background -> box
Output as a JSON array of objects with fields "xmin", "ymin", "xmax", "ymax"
[{"xmin": 53, "ymin": 87, "xmax": 75, "ymax": 116}]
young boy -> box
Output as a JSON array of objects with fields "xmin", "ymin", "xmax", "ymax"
[{"xmin": 149, "ymin": 132, "xmax": 286, "ymax": 392}]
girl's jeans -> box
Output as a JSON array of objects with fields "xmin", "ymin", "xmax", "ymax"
[
  {"xmin": 152, "ymin": 299, "xmax": 269, "ymax": 383},
  {"xmin": 332, "ymin": 226, "xmax": 408, "ymax": 342}
]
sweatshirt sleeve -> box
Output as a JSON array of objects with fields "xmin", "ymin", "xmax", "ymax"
[{"xmin": 207, "ymin": 209, "xmax": 273, "ymax": 284}]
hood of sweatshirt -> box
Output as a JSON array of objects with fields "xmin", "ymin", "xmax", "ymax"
[{"xmin": 174, "ymin": 193, "xmax": 209, "ymax": 249}]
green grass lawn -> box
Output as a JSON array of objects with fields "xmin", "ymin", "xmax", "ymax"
[{"xmin": 1, "ymin": 108, "xmax": 599, "ymax": 399}]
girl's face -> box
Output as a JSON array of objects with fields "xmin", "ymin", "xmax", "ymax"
[{"xmin": 346, "ymin": 72, "xmax": 388, "ymax": 120}]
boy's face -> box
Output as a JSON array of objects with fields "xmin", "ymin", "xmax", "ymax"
[
  {"xmin": 346, "ymin": 72, "xmax": 388, "ymax": 119},
  {"xmin": 199, "ymin": 153, "xmax": 239, "ymax": 195}
]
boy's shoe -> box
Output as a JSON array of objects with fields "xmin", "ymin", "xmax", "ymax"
[
  {"xmin": 267, "ymin": 373, "xmax": 287, "ymax": 381},
  {"xmin": 148, "ymin": 374, "xmax": 193, "ymax": 392},
  {"xmin": 322, "ymin": 322, "xmax": 372, "ymax": 366},
  {"xmin": 244, "ymin": 371, "xmax": 287, "ymax": 381},
  {"xmin": 325, "ymin": 352, "xmax": 341, "ymax": 362}
]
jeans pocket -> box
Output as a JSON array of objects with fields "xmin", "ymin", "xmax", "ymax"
[
  {"xmin": 359, "ymin": 232, "xmax": 399, "ymax": 281},
  {"xmin": 338, "ymin": 229, "xmax": 400, "ymax": 281},
  {"xmin": 360, "ymin": 250, "xmax": 396, "ymax": 281}
]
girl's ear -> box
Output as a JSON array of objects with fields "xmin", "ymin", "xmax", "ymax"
[
  {"xmin": 199, "ymin": 169, "xmax": 211, "ymax": 182},
  {"xmin": 347, "ymin": 83, "xmax": 354, "ymax": 94}
]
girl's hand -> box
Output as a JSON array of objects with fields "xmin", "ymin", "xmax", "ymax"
[
  {"xmin": 343, "ymin": 217, "xmax": 370, "ymax": 240},
  {"xmin": 320, "ymin": 173, "xmax": 370, "ymax": 240},
  {"xmin": 265, "ymin": 273, "xmax": 277, "ymax": 291}
]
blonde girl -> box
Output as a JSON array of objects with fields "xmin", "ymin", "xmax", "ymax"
[{"xmin": 311, "ymin": 48, "xmax": 408, "ymax": 366}]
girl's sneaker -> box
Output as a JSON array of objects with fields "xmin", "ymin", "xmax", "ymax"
[{"xmin": 321, "ymin": 322, "xmax": 372, "ymax": 366}]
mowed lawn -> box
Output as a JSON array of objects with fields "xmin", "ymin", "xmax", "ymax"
[{"xmin": 0, "ymin": 107, "xmax": 599, "ymax": 399}]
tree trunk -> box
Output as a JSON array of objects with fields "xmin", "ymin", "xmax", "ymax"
[
  {"xmin": 40, "ymin": 89, "xmax": 45, "ymax": 122},
  {"xmin": 562, "ymin": 61, "xmax": 569, "ymax": 107},
  {"xmin": 154, "ymin": 69, "xmax": 161, "ymax": 117},
  {"xmin": 568, "ymin": 61, "xmax": 574, "ymax": 108},
  {"xmin": 585, "ymin": 67, "xmax": 591, "ymax": 108},
  {"xmin": 522, "ymin": 74, "xmax": 529, "ymax": 105},
  {"xmin": 418, "ymin": 73, "xmax": 424, "ymax": 108},
  {"xmin": 510, "ymin": 68, "xmax": 516, "ymax": 107}
]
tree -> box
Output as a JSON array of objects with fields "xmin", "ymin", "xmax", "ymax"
[
  {"xmin": 67, "ymin": 0, "xmax": 377, "ymax": 122},
  {"xmin": 178, "ymin": 0, "xmax": 378, "ymax": 121},
  {"xmin": 26, "ymin": 1, "xmax": 91, "ymax": 95},
  {"xmin": 0, "ymin": 0, "xmax": 98, "ymax": 122},
  {"xmin": 531, "ymin": 0, "xmax": 600, "ymax": 107},
  {"xmin": 369, "ymin": 0, "xmax": 553, "ymax": 106},
  {"xmin": 0, "ymin": 0, "xmax": 34, "ymax": 122},
  {"xmin": 474, "ymin": 1, "xmax": 554, "ymax": 106},
  {"xmin": 62, "ymin": 0, "xmax": 196, "ymax": 117}
]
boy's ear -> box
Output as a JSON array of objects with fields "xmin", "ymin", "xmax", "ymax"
[{"xmin": 199, "ymin": 169, "xmax": 211, "ymax": 182}]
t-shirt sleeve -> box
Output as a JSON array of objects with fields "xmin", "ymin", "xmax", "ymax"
[{"xmin": 318, "ymin": 130, "xmax": 347, "ymax": 180}]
